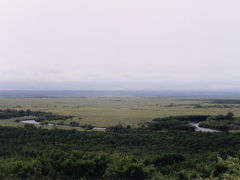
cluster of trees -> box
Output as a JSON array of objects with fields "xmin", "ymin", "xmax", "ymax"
[
  {"xmin": 199, "ymin": 112, "xmax": 237, "ymax": 131},
  {"xmin": 147, "ymin": 113, "xmax": 239, "ymax": 132},
  {"xmin": 81, "ymin": 124, "xmax": 94, "ymax": 130},
  {"xmin": 56, "ymin": 121, "xmax": 93, "ymax": 130},
  {"xmin": 147, "ymin": 119, "xmax": 195, "ymax": 132},
  {"xmin": 206, "ymin": 112, "xmax": 234, "ymax": 121},
  {"xmin": 210, "ymin": 99, "xmax": 240, "ymax": 104},
  {"xmin": 0, "ymin": 109, "xmax": 73, "ymax": 122},
  {"xmin": 106, "ymin": 124, "xmax": 131, "ymax": 132},
  {"xmin": 0, "ymin": 109, "xmax": 27, "ymax": 119},
  {"xmin": 25, "ymin": 110, "xmax": 73, "ymax": 121},
  {"xmin": 193, "ymin": 104, "xmax": 232, "ymax": 109},
  {"xmin": 146, "ymin": 115, "xmax": 209, "ymax": 132},
  {"xmin": 1, "ymin": 125, "xmax": 240, "ymax": 179},
  {"xmin": 153, "ymin": 115, "xmax": 209, "ymax": 123}
]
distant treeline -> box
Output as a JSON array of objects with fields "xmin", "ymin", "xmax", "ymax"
[
  {"xmin": 0, "ymin": 109, "xmax": 72, "ymax": 121},
  {"xmin": 0, "ymin": 109, "xmax": 26, "ymax": 119},
  {"xmin": 209, "ymin": 99, "xmax": 240, "ymax": 104},
  {"xmin": 153, "ymin": 115, "xmax": 209, "ymax": 123}
]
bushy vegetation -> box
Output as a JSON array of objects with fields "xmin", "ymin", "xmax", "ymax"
[
  {"xmin": 146, "ymin": 113, "xmax": 240, "ymax": 132},
  {"xmin": 146, "ymin": 115, "xmax": 208, "ymax": 132},
  {"xmin": 28, "ymin": 110, "xmax": 73, "ymax": 121},
  {"xmin": 147, "ymin": 119, "xmax": 196, "ymax": 132},
  {"xmin": 0, "ymin": 109, "xmax": 72, "ymax": 122},
  {"xmin": 153, "ymin": 115, "xmax": 209, "ymax": 123},
  {"xmin": 1, "ymin": 126, "xmax": 240, "ymax": 179},
  {"xmin": 199, "ymin": 112, "xmax": 240, "ymax": 131},
  {"xmin": 210, "ymin": 99, "xmax": 240, "ymax": 104},
  {"xmin": 0, "ymin": 109, "xmax": 26, "ymax": 119}
]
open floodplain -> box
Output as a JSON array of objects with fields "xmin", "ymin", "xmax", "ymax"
[{"xmin": 0, "ymin": 96, "xmax": 240, "ymax": 129}]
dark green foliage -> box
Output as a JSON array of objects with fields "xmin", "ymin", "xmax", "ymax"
[
  {"xmin": 29, "ymin": 111, "xmax": 73, "ymax": 121},
  {"xmin": 107, "ymin": 123, "xmax": 124, "ymax": 132},
  {"xmin": 176, "ymin": 171, "xmax": 188, "ymax": 180},
  {"xmin": 226, "ymin": 112, "xmax": 234, "ymax": 120},
  {"xmin": 69, "ymin": 121, "xmax": 79, "ymax": 127},
  {"xmin": 25, "ymin": 109, "xmax": 32, "ymax": 116},
  {"xmin": 148, "ymin": 121, "xmax": 195, "ymax": 132},
  {"xmin": 82, "ymin": 124, "xmax": 94, "ymax": 130},
  {"xmin": 153, "ymin": 115, "xmax": 209, "ymax": 123},
  {"xmin": 23, "ymin": 124, "xmax": 37, "ymax": 129},
  {"xmin": 174, "ymin": 124, "xmax": 196, "ymax": 131},
  {"xmin": 210, "ymin": 99, "xmax": 240, "ymax": 104},
  {"xmin": 0, "ymin": 109, "xmax": 73, "ymax": 122},
  {"xmin": 213, "ymin": 163, "xmax": 228, "ymax": 177},
  {"xmin": 193, "ymin": 104, "xmax": 203, "ymax": 108},
  {"xmin": 149, "ymin": 116, "xmax": 200, "ymax": 132},
  {"xmin": 1, "ymin": 126, "xmax": 240, "ymax": 179},
  {"xmin": 150, "ymin": 113, "xmax": 240, "ymax": 132},
  {"xmin": 0, "ymin": 109, "xmax": 26, "ymax": 119},
  {"xmin": 199, "ymin": 121, "xmax": 230, "ymax": 131},
  {"xmin": 199, "ymin": 112, "xmax": 237, "ymax": 131},
  {"xmin": 154, "ymin": 154, "xmax": 185, "ymax": 167}
]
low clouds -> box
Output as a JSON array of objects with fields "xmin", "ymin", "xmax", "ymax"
[{"xmin": 0, "ymin": 0, "xmax": 240, "ymax": 90}]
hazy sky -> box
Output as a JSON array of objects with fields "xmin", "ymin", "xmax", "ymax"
[{"xmin": 0, "ymin": 0, "xmax": 240, "ymax": 90}]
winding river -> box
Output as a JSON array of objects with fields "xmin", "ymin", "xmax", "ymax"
[
  {"xmin": 20, "ymin": 120, "xmax": 106, "ymax": 130},
  {"xmin": 20, "ymin": 120, "xmax": 218, "ymax": 132},
  {"xmin": 190, "ymin": 122, "xmax": 219, "ymax": 132}
]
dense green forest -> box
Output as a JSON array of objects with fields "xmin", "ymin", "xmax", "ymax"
[{"xmin": 1, "ymin": 125, "xmax": 240, "ymax": 179}]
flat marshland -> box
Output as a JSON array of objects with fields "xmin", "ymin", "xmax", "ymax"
[{"xmin": 0, "ymin": 96, "xmax": 240, "ymax": 128}]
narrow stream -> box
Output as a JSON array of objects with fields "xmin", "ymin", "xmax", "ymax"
[
  {"xmin": 20, "ymin": 120, "xmax": 40, "ymax": 125},
  {"xmin": 20, "ymin": 120, "xmax": 106, "ymax": 130},
  {"xmin": 20, "ymin": 120, "xmax": 218, "ymax": 132},
  {"xmin": 190, "ymin": 122, "xmax": 219, "ymax": 132}
]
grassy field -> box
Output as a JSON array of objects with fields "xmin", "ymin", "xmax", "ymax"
[{"xmin": 0, "ymin": 97, "xmax": 240, "ymax": 128}]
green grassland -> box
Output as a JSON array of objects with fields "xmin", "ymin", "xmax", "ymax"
[{"xmin": 0, "ymin": 97, "xmax": 240, "ymax": 128}]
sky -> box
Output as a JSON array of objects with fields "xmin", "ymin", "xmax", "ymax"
[{"xmin": 0, "ymin": 0, "xmax": 240, "ymax": 91}]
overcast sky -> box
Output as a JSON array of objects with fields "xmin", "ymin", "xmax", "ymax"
[{"xmin": 0, "ymin": 0, "xmax": 240, "ymax": 91}]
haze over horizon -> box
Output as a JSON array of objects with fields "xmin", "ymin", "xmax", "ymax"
[{"xmin": 1, "ymin": 1, "xmax": 240, "ymax": 91}]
